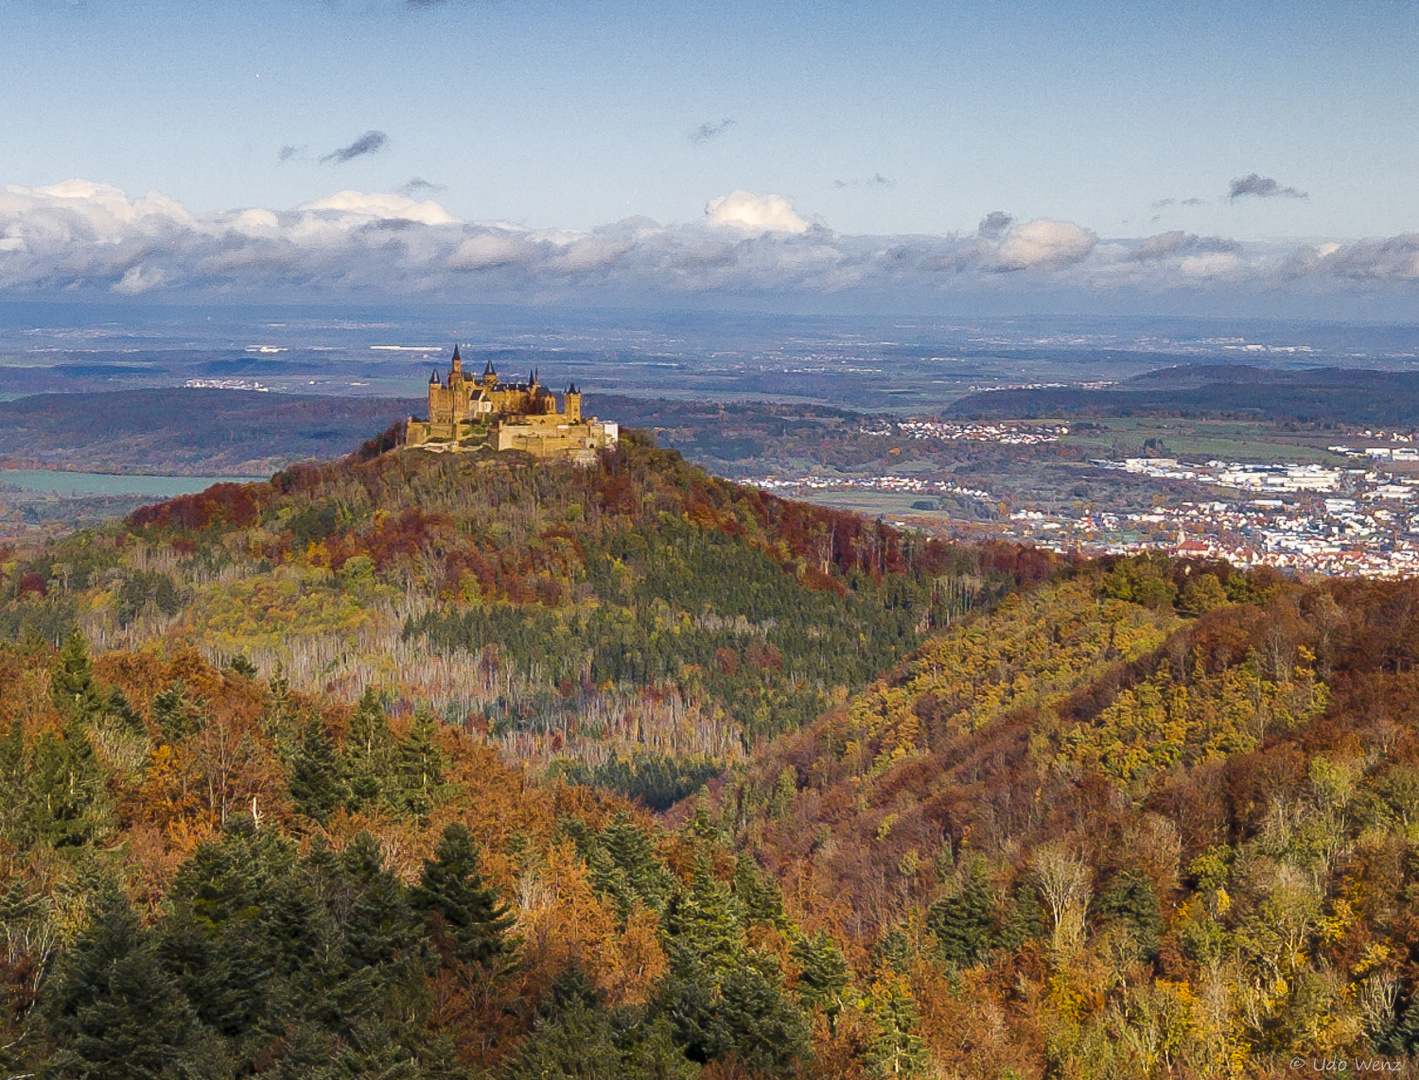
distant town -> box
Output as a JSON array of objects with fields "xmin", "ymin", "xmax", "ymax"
[{"xmin": 747, "ymin": 429, "xmax": 1419, "ymax": 579}]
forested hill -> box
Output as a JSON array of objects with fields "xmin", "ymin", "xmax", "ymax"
[
  {"xmin": 947, "ymin": 365, "xmax": 1419, "ymax": 425},
  {"xmin": 706, "ymin": 554, "xmax": 1419, "ymax": 1075},
  {"xmin": 0, "ymin": 432, "xmax": 1064, "ymax": 1080},
  {"xmin": 0, "ymin": 432, "xmax": 1051, "ymax": 805},
  {"xmin": 14, "ymin": 434, "xmax": 1419, "ymax": 1074}
]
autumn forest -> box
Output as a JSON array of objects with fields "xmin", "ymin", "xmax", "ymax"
[{"xmin": 4, "ymin": 432, "xmax": 1419, "ymax": 1077}]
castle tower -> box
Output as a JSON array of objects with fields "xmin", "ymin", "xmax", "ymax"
[
  {"xmin": 564, "ymin": 384, "xmax": 581, "ymax": 423},
  {"xmin": 481, "ymin": 359, "xmax": 498, "ymax": 388},
  {"xmin": 450, "ymin": 344, "xmax": 463, "ymax": 381}
]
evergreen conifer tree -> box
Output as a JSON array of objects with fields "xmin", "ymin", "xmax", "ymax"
[
  {"xmin": 1094, "ymin": 871, "xmax": 1162, "ymax": 961},
  {"xmin": 996, "ymin": 881, "xmax": 1046, "ymax": 953},
  {"xmin": 866, "ymin": 976, "xmax": 930, "ymax": 1078},
  {"xmin": 43, "ymin": 886, "xmax": 208, "ymax": 1080},
  {"xmin": 344, "ymin": 687, "xmax": 394, "ymax": 810},
  {"xmin": 663, "ymin": 858, "xmax": 742, "ymax": 980},
  {"xmin": 507, "ymin": 969, "xmax": 697, "ymax": 1080},
  {"xmin": 791, "ymin": 930, "xmax": 850, "ymax": 1023},
  {"xmin": 714, "ymin": 961, "xmax": 810, "ymax": 1077},
  {"xmin": 391, "ymin": 713, "xmax": 445, "ymax": 819},
  {"xmin": 290, "ymin": 716, "xmax": 348, "ymax": 824},
  {"xmin": 591, "ymin": 812, "xmax": 674, "ymax": 918},
  {"xmin": 49, "ymin": 630, "xmax": 105, "ymax": 722},
  {"xmin": 105, "ymin": 686, "xmax": 145, "ymax": 736},
  {"xmin": 28, "ymin": 719, "xmax": 109, "ymax": 848},
  {"xmin": 1382, "ymin": 990, "xmax": 1419, "ymax": 1056},
  {"xmin": 926, "ymin": 859, "xmax": 994, "ymax": 966},
  {"xmin": 152, "ymin": 679, "xmax": 201, "ymax": 743},
  {"xmin": 411, "ymin": 822, "xmax": 514, "ymax": 967},
  {"xmin": 732, "ymin": 856, "xmax": 787, "ymax": 928},
  {"xmin": 340, "ymin": 832, "xmax": 423, "ymax": 971},
  {"xmin": 228, "ymin": 654, "xmax": 258, "ymax": 678}
]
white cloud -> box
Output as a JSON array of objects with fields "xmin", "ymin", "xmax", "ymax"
[
  {"xmin": 447, "ymin": 230, "xmax": 540, "ymax": 271},
  {"xmin": 296, "ymin": 190, "xmax": 460, "ymax": 226},
  {"xmin": 1180, "ymin": 253, "xmax": 1241, "ymax": 277},
  {"xmin": 992, "ymin": 218, "xmax": 1097, "ymax": 271},
  {"xmin": 111, "ymin": 264, "xmax": 166, "ymax": 295},
  {"xmin": 704, "ymin": 190, "xmax": 812, "ymax": 234}
]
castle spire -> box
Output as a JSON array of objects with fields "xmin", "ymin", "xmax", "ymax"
[{"xmin": 483, "ymin": 359, "xmax": 496, "ymax": 378}]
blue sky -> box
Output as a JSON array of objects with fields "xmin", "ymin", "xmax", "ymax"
[{"xmin": 4, "ymin": 0, "xmax": 1419, "ymax": 314}]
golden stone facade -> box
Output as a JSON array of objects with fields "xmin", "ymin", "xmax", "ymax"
[{"xmin": 404, "ymin": 347, "xmax": 618, "ymax": 462}]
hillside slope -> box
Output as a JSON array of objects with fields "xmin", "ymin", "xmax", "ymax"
[
  {"xmin": 0, "ymin": 434, "xmax": 1054, "ymax": 805},
  {"xmin": 706, "ymin": 555, "xmax": 1419, "ymax": 1075}
]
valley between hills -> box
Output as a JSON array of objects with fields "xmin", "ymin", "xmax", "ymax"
[{"xmin": 4, "ymin": 429, "xmax": 1419, "ymax": 1077}]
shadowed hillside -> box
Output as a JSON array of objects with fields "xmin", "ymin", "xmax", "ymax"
[
  {"xmin": 0, "ymin": 389, "xmax": 420, "ymax": 474},
  {"xmin": 949, "ymin": 366, "xmax": 1419, "ymax": 426}
]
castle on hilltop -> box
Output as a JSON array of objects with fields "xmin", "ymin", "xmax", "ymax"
[{"xmin": 404, "ymin": 346, "xmax": 618, "ymax": 462}]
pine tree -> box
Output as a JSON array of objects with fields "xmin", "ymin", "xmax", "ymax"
[
  {"xmin": 391, "ymin": 713, "xmax": 445, "ymax": 819},
  {"xmin": 663, "ymin": 857, "xmax": 743, "ymax": 980},
  {"xmin": 507, "ymin": 969, "xmax": 697, "ymax": 1080},
  {"xmin": 290, "ymin": 716, "xmax": 348, "ymax": 824},
  {"xmin": 105, "ymin": 686, "xmax": 145, "ymax": 736},
  {"xmin": 152, "ymin": 678, "xmax": 201, "ymax": 743},
  {"xmin": 792, "ymin": 930, "xmax": 850, "ymax": 1023},
  {"xmin": 1095, "ymin": 871, "xmax": 1162, "ymax": 961},
  {"xmin": 733, "ymin": 856, "xmax": 787, "ymax": 928},
  {"xmin": 996, "ymin": 881, "xmax": 1046, "ymax": 953},
  {"xmin": 870, "ymin": 928, "xmax": 913, "ymax": 978},
  {"xmin": 344, "ymin": 687, "xmax": 394, "ymax": 811},
  {"xmin": 926, "ymin": 859, "xmax": 994, "ymax": 966},
  {"xmin": 339, "ymin": 832, "xmax": 424, "ymax": 974},
  {"xmin": 1382, "ymin": 989, "xmax": 1419, "ymax": 1056},
  {"xmin": 49, "ymin": 630, "xmax": 105, "ymax": 722},
  {"xmin": 866, "ymin": 976, "xmax": 930, "ymax": 1078},
  {"xmin": 592, "ymin": 811, "xmax": 674, "ymax": 918},
  {"xmin": 715, "ymin": 960, "xmax": 811, "ymax": 1077},
  {"xmin": 43, "ymin": 886, "xmax": 208, "ymax": 1080},
  {"xmin": 28, "ymin": 719, "xmax": 110, "ymax": 848},
  {"xmin": 411, "ymin": 822, "xmax": 514, "ymax": 967},
  {"xmin": 228, "ymin": 654, "xmax": 258, "ymax": 678}
]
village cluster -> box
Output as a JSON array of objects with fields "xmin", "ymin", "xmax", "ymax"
[
  {"xmin": 855, "ymin": 419, "xmax": 1067, "ymax": 445},
  {"xmin": 750, "ymin": 474, "xmax": 995, "ymax": 501}
]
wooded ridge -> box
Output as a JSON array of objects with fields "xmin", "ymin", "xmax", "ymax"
[{"xmin": 5, "ymin": 436, "xmax": 1419, "ymax": 1076}]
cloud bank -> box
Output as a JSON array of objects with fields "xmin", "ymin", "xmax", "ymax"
[{"xmin": 0, "ymin": 179, "xmax": 1416, "ymax": 312}]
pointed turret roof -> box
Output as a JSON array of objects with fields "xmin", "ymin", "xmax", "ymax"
[
  {"xmin": 429, "ymin": 369, "xmax": 440, "ymax": 384},
  {"xmin": 452, "ymin": 344, "xmax": 461, "ymax": 363},
  {"xmin": 483, "ymin": 359, "xmax": 496, "ymax": 378}
]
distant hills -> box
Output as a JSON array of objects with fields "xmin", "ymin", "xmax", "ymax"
[
  {"xmin": 949, "ymin": 363, "xmax": 1419, "ymax": 425},
  {"xmin": 0, "ymin": 389, "xmax": 420, "ymax": 474}
]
